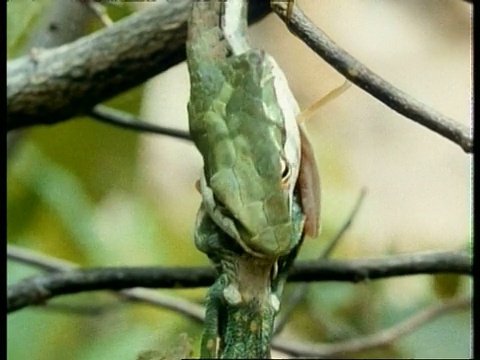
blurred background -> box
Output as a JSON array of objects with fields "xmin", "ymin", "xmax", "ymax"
[{"xmin": 7, "ymin": 0, "xmax": 472, "ymax": 359}]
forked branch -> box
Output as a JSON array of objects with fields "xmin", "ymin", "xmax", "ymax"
[
  {"xmin": 7, "ymin": 1, "xmax": 472, "ymax": 154},
  {"xmin": 7, "ymin": 245, "xmax": 471, "ymax": 357},
  {"xmin": 7, "ymin": 246, "xmax": 471, "ymax": 313}
]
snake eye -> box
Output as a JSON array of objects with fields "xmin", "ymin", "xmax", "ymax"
[{"xmin": 280, "ymin": 157, "xmax": 291, "ymax": 186}]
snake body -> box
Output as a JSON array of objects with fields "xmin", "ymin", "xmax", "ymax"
[{"xmin": 186, "ymin": 0, "xmax": 318, "ymax": 357}]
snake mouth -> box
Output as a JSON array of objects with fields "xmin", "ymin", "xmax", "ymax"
[
  {"xmin": 206, "ymin": 199, "xmax": 267, "ymax": 258},
  {"xmin": 225, "ymin": 218, "xmax": 267, "ymax": 258},
  {"xmin": 234, "ymin": 224, "xmax": 298, "ymax": 259}
]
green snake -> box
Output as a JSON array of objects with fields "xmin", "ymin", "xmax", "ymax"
[{"xmin": 186, "ymin": 0, "xmax": 320, "ymax": 357}]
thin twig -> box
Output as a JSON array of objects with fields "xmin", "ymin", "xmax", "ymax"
[
  {"xmin": 122, "ymin": 288, "xmax": 205, "ymax": 323},
  {"xmin": 320, "ymin": 188, "xmax": 368, "ymax": 258},
  {"xmin": 272, "ymin": 297, "xmax": 471, "ymax": 358},
  {"xmin": 88, "ymin": 105, "xmax": 192, "ymax": 141},
  {"xmin": 7, "ymin": 245, "xmax": 75, "ymax": 272},
  {"xmin": 7, "ymin": 249, "xmax": 471, "ymax": 313},
  {"xmin": 84, "ymin": 1, "xmax": 114, "ymax": 27},
  {"xmin": 7, "ymin": 245, "xmax": 205, "ymax": 323},
  {"xmin": 274, "ymin": 188, "xmax": 367, "ymax": 335},
  {"xmin": 270, "ymin": 2, "xmax": 473, "ymax": 153}
]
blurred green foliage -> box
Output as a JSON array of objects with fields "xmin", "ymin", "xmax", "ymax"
[
  {"xmin": 7, "ymin": 2, "xmax": 471, "ymax": 359},
  {"xmin": 7, "ymin": 0, "xmax": 50, "ymax": 57}
]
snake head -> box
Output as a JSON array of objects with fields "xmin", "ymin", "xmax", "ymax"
[
  {"xmin": 205, "ymin": 155, "xmax": 302, "ymax": 258},
  {"xmin": 192, "ymin": 50, "xmax": 306, "ymax": 258}
]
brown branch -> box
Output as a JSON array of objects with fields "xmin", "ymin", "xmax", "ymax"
[
  {"xmin": 270, "ymin": 2, "xmax": 473, "ymax": 153},
  {"xmin": 7, "ymin": 250, "xmax": 471, "ymax": 313},
  {"xmin": 288, "ymin": 251, "xmax": 471, "ymax": 282},
  {"xmin": 6, "ymin": 245, "xmax": 205, "ymax": 323},
  {"xmin": 87, "ymin": 105, "xmax": 192, "ymax": 141}
]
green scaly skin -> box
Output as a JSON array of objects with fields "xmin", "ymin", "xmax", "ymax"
[
  {"xmin": 187, "ymin": 0, "xmax": 305, "ymax": 358},
  {"xmin": 194, "ymin": 195, "xmax": 305, "ymax": 358},
  {"xmin": 187, "ymin": 0, "xmax": 303, "ymax": 259}
]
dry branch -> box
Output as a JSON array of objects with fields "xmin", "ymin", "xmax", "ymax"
[
  {"xmin": 271, "ymin": 2, "xmax": 473, "ymax": 153},
  {"xmin": 7, "ymin": 1, "xmax": 472, "ymax": 154},
  {"xmin": 6, "ymin": 0, "xmax": 271, "ymax": 130},
  {"xmin": 7, "ymin": 250, "xmax": 471, "ymax": 313}
]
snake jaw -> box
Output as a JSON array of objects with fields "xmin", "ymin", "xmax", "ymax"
[
  {"xmin": 190, "ymin": 40, "xmax": 305, "ymax": 261},
  {"xmin": 267, "ymin": 54, "xmax": 302, "ymax": 215}
]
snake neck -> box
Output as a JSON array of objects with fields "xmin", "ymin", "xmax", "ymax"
[{"xmin": 187, "ymin": 0, "xmax": 250, "ymax": 66}]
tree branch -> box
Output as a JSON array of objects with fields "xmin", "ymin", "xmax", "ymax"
[
  {"xmin": 7, "ymin": 245, "xmax": 205, "ymax": 322},
  {"xmin": 7, "ymin": 1, "xmax": 471, "ymax": 155},
  {"xmin": 7, "ymin": 250, "xmax": 471, "ymax": 313},
  {"xmin": 288, "ymin": 251, "xmax": 471, "ymax": 283},
  {"xmin": 270, "ymin": 2, "xmax": 473, "ymax": 153},
  {"xmin": 6, "ymin": 0, "xmax": 190, "ymax": 130},
  {"xmin": 88, "ymin": 105, "xmax": 192, "ymax": 141},
  {"xmin": 7, "ymin": 0, "xmax": 95, "ymax": 156},
  {"xmin": 272, "ymin": 297, "xmax": 471, "ymax": 358},
  {"xmin": 7, "ymin": 246, "xmax": 471, "ymax": 357},
  {"xmin": 6, "ymin": 0, "xmax": 271, "ymax": 131},
  {"xmin": 7, "ymin": 244, "xmax": 76, "ymax": 272},
  {"xmin": 83, "ymin": 0, "xmax": 114, "ymax": 27}
]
